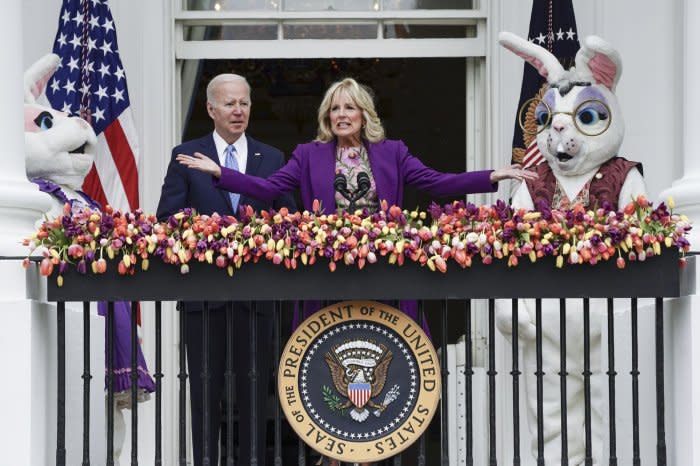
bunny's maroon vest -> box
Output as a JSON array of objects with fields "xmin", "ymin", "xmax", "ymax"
[{"xmin": 524, "ymin": 157, "xmax": 642, "ymax": 211}]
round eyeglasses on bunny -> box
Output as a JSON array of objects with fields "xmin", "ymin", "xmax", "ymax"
[{"xmin": 518, "ymin": 97, "xmax": 612, "ymax": 137}]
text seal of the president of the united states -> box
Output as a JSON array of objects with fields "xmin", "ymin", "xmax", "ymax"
[{"xmin": 278, "ymin": 300, "xmax": 441, "ymax": 463}]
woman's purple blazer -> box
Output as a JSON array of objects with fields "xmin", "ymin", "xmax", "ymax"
[
  {"xmin": 214, "ymin": 138, "xmax": 496, "ymax": 212},
  {"xmin": 213, "ymin": 138, "xmax": 497, "ymax": 328}
]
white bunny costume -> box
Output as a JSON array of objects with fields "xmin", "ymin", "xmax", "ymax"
[
  {"xmin": 500, "ymin": 32, "xmax": 646, "ymax": 210},
  {"xmin": 23, "ymin": 54, "xmax": 155, "ymax": 464},
  {"xmin": 23, "ymin": 54, "xmax": 98, "ymax": 222},
  {"xmin": 496, "ymin": 33, "xmax": 647, "ymax": 465}
]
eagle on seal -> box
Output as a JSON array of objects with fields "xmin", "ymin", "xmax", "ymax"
[{"xmin": 324, "ymin": 341, "xmax": 393, "ymax": 422}]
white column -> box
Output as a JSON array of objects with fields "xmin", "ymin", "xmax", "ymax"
[
  {"xmin": 660, "ymin": 0, "xmax": 700, "ymax": 251},
  {"xmin": 666, "ymin": 4, "xmax": 700, "ymax": 466},
  {"xmin": 0, "ymin": 0, "xmax": 51, "ymax": 257},
  {"xmin": 0, "ymin": 1, "xmax": 53, "ymax": 464}
]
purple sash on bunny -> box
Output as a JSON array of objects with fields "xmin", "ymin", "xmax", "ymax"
[
  {"xmin": 32, "ymin": 178, "xmax": 156, "ymax": 403},
  {"xmin": 32, "ymin": 178, "xmax": 101, "ymax": 211}
]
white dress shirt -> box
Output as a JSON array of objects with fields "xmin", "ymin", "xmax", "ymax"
[{"xmin": 212, "ymin": 130, "xmax": 248, "ymax": 175}]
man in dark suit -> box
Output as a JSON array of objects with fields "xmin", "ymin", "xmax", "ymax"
[{"xmin": 157, "ymin": 73, "xmax": 295, "ymax": 465}]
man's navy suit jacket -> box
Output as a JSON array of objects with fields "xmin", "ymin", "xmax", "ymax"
[{"xmin": 156, "ymin": 132, "xmax": 296, "ymax": 311}]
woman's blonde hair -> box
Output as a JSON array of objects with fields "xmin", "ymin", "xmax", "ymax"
[{"xmin": 315, "ymin": 78, "xmax": 385, "ymax": 143}]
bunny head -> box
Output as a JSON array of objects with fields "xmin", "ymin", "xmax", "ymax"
[
  {"xmin": 24, "ymin": 54, "xmax": 97, "ymax": 190},
  {"xmin": 500, "ymin": 32, "xmax": 624, "ymax": 177}
]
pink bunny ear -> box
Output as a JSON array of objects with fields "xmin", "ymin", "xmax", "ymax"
[
  {"xmin": 499, "ymin": 31, "xmax": 566, "ymax": 84},
  {"xmin": 575, "ymin": 36, "xmax": 622, "ymax": 91},
  {"xmin": 24, "ymin": 54, "xmax": 61, "ymax": 104},
  {"xmin": 587, "ymin": 54, "xmax": 618, "ymax": 90},
  {"xmin": 30, "ymin": 75, "xmax": 51, "ymax": 99},
  {"xmin": 503, "ymin": 45, "xmax": 550, "ymax": 78}
]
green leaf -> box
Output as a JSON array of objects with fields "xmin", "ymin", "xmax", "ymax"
[{"xmin": 322, "ymin": 385, "xmax": 347, "ymax": 415}]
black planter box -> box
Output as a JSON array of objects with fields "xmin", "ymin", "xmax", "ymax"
[{"xmin": 47, "ymin": 250, "xmax": 695, "ymax": 302}]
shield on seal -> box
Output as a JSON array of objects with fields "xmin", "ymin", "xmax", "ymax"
[{"xmin": 348, "ymin": 382, "xmax": 372, "ymax": 408}]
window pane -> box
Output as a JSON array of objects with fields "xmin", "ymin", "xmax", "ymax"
[
  {"xmin": 186, "ymin": 0, "xmax": 278, "ymax": 11},
  {"xmin": 284, "ymin": 0, "xmax": 378, "ymax": 11},
  {"xmin": 184, "ymin": 25, "xmax": 278, "ymax": 40},
  {"xmin": 283, "ymin": 24, "xmax": 377, "ymax": 39},
  {"xmin": 384, "ymin": 23, "xmax": 476, "ymax": 38},
  {"xmin": 383, "ymin": 0, "xmax": 473, "ymax": 9}
]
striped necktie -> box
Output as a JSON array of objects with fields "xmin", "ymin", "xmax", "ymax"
[{"xmin": 224, "ymin": 144, "xmax": 241, "ymax": 213}]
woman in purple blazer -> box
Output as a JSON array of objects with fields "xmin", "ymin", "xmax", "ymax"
[
  {"xmin": 179, "ymin": 76, "xmax": 535, "ymax": 466},
  {"xmin": 179, "ymin": 78, "xmax": 533, "ymax": 213},
  {"xmin": 178, "ymin": 78, "xmax": 535, "ymax": 308}
]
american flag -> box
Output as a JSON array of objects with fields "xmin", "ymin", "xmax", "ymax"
[
  {"xmin": 511, "ymin": 0, "xmax": 580, "ymax": 169},
  {"xmin": 47, "ymin": 0, "xmax": 139, "ymax": 211}
]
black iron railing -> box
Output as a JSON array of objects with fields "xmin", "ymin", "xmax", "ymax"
[{"xmin": 39, "ymin": 251, "xmax": 695, "ymax": 465}]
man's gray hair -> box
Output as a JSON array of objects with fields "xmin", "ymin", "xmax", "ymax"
[{"xmin": 206, "ymin": 73, "xmax": 251, "ymax": 105}]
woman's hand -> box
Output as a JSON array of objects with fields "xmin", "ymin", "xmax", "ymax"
[
  {"xmin": 176, "ymin": 152, "xmax": 222, "ymax": 178},
  {"xmin": 489, "ymin": 164, "xmax": 538, "ymax": 183}
]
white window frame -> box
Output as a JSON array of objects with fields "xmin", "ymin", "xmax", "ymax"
[
  {"xmin": 172, "ymin": 3, "xmax": 490, "ymax": 171},
  {"xmin": 164, "ymin": 3, "xmax": 494, "ymax": 463},
  {"xmin": 174, "ymin": 9, "xmax": 487, "ymax": 58}
]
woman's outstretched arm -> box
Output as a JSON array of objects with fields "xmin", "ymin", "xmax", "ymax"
[{"xmin": 177, "ymin": 151, "xmax": 302, "ymax": 203}]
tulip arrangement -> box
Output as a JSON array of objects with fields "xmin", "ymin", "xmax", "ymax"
[{"xmin": 24, "ymin": 196, "xmax": 692, "ymax": 287}]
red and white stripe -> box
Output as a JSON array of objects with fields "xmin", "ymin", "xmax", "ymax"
[
  {"xmin": 349, "ymin": 385, "xmax": 371, "ymax": 409},
  {"xmin": 522, "ymin": 138, "xmax": 545, "ymax": 169},
  {"xmin": 83, "ymin": 110, "xmax": 140, "ymax": 211}
]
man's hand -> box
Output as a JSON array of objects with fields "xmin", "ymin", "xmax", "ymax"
[
  {"xmin": 489, "ymin": 164, "xmax": 538, "ymax": 183},
  {"xmin": 177, "ymin": 152, "xmax": 222, "ymax": 178}
]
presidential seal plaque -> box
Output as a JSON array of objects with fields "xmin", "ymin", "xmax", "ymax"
[{"xmin": 278, "ymin": 300, "xmax": 441, "ymax": 463}]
